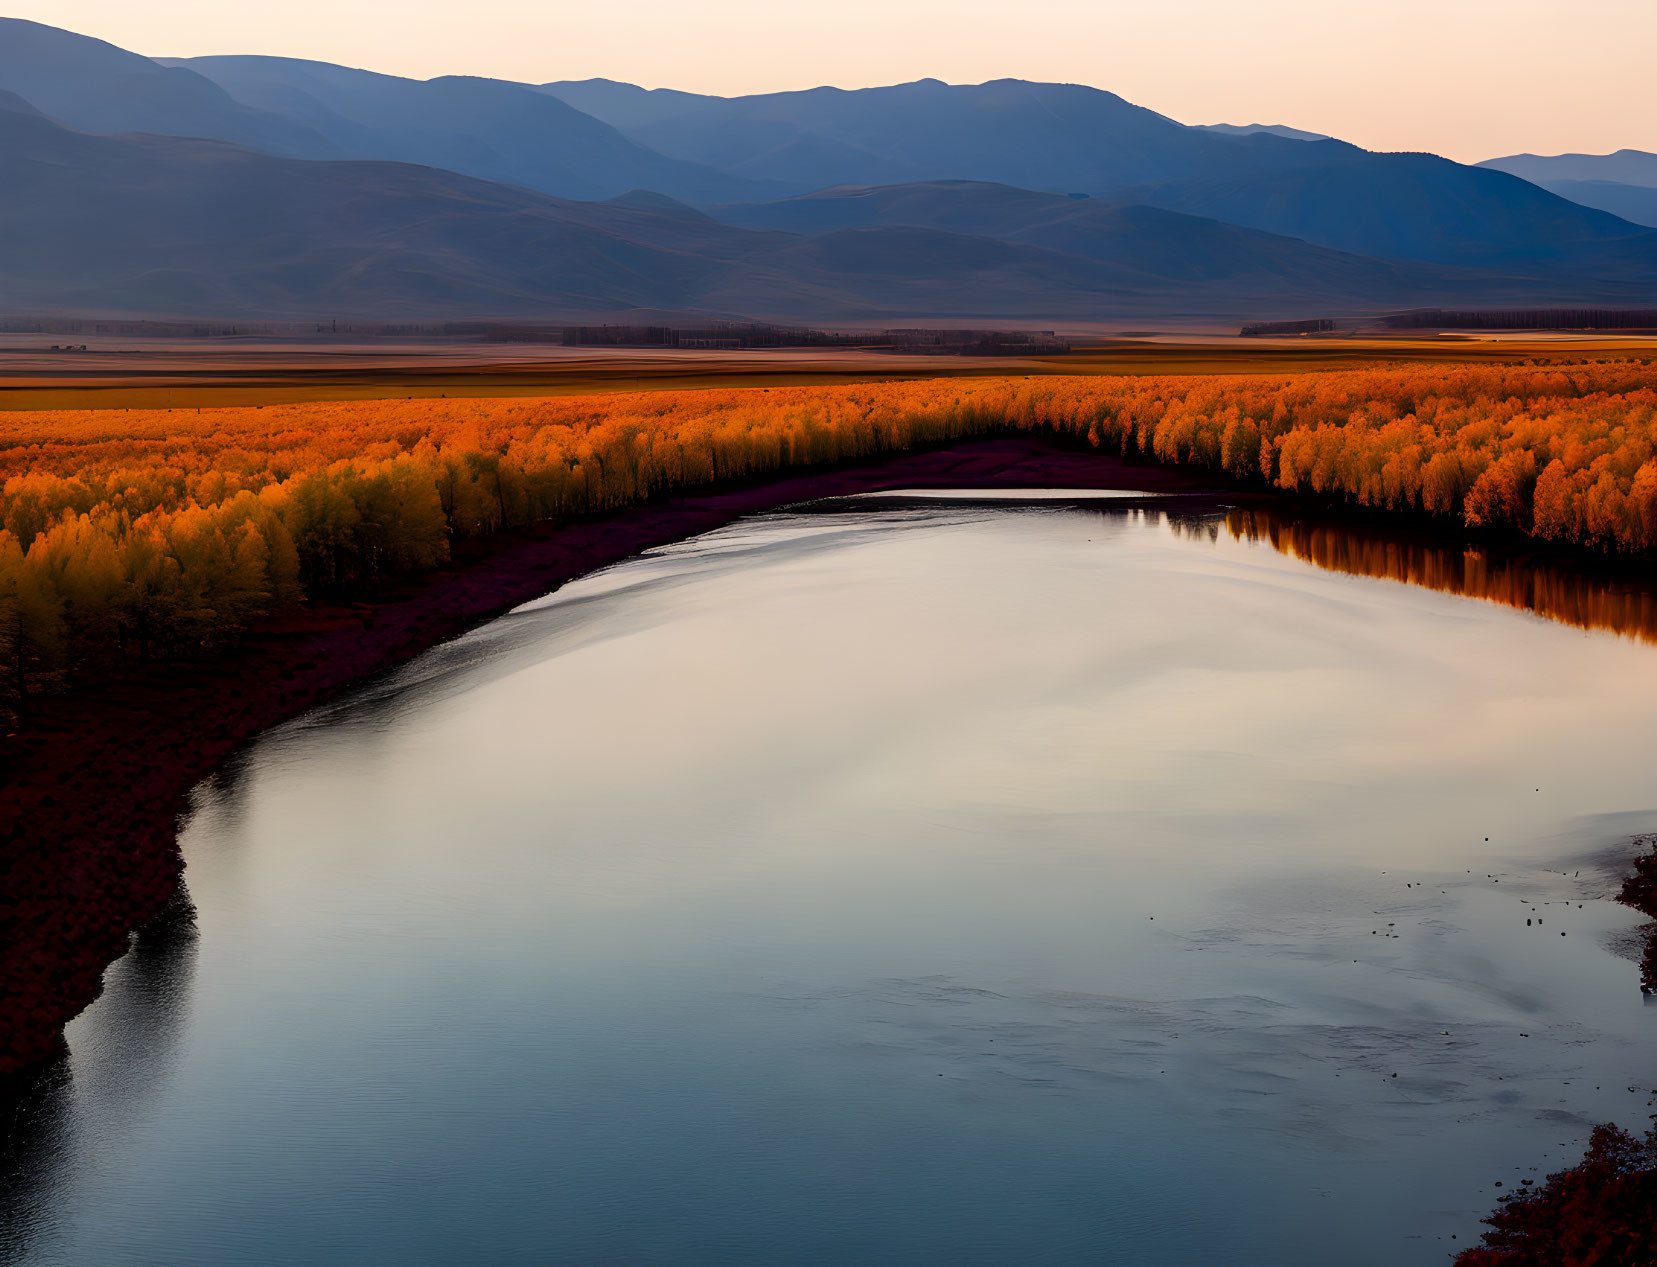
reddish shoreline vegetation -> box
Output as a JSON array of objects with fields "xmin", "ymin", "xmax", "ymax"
[
  {"xmin": 1453, "ymin": 1125, "xmax": 1657, "ymax": 1265},
  {"xmin": 1618, "ymin": 836, "xmax": 1657, "ymax": 996},
  {"xmin": 1445, "ymin": 835, "xmax": 1657, "ymax": 1264}
]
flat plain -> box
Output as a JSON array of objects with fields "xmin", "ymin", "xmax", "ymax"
[{"xmin": 6, "ymin": 333, "xmax": 1655, "ymax": 411}]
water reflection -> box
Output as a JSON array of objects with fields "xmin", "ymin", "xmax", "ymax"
[
  {"xmin": 1222, "ymin": 508, "xmax": 1657, "ymax": 646},
  {"xmin": 6, "ymin": 497, "xmax": 1657, "ymax": 1266},
  {"xmin": 0, "ymin": 1064, "xmax": 69, "ymax": 1267},
  {"xmin": 73, "ymin": 890, "xmax": 199, "ymax": 1105},
  {"xmin": 289, "ymin": 510, "xmax": 990, "ymax": 739},
  {"xmin": 0, "ymin": 891, "xmax": 197, "ymax": 1265},
  {"xmin": 1194, "ymin": 507, "xmax": 1657, "ymax": 1000}
]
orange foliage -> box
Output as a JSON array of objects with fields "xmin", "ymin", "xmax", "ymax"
[{"xmin": 1, "ymin": 359, "xmax": 1653, "ymax": 695}]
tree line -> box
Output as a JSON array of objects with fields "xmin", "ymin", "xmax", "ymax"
[
  {"xmin": 1385, "ymin": 308, "xmax": 1657, "ymax": 331},
  {"xmin": 2, "ymin": 359, "xmax": 1654, "ymax": 700}
]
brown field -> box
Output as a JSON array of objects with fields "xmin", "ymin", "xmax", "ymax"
[{"xmin": 4, "ymin": 333, "xmax": 1656, "ymax": 411}]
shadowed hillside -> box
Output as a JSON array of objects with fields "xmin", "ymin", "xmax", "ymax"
[
  {"xmin": 167, "ymin": 55, "xmax": 778, "ymax": 204},
  {"xmin": 1193, "ymin": 123, "xmax": 1329, "ymax": 142},
  {"xmin": 0, "ymin": 97, "xmax": 740, "ymax": 317},
  {"xmin": 541, "ymin": 77, "xmax": 1347, "ymax": 194},
  {"xmin": 1529, "ymin": 182, "xmax": 1657, "ymax": 229},
  {"xmin": 543, "ymin": 76, "xmax": 1655, "ymax": 271},
  {"xmin": 1482, "ymin": 149, "xmax": 1657, "ymax": 188},
  {"xmin": 1479, "ymin": 150, "xmax": 1657, "ymax": 230},
  {"xmin": 710, "ymin": 181, "xmax": 1466, "ymax": 292},
  {"xmin": 1113, "ymin": 151, "xmax": 1657, "ymax": 269},
  {"xmin": 0, "ymin": 18, "xmax": 330, "ymax": 156}
]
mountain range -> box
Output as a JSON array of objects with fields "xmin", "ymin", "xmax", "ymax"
[
  {"xmin": 4, "ymin": 94, "xmax": 1511, "ymax": 322},
  {"xmin": 1479, "ymin": 150, "xmax": 1657, "ymax": 229},
  {"xmin": 2, "ymin": 16, "xmax": 1654, "ymax": 325},
  {"xmin": 537, "ymin": 77, "xmax": 1351, "ymax": 195}
]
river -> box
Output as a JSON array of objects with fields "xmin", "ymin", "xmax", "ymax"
[{"xmin": 5, "ymin": 494, "xmax": 1657, "ymax": 1265}]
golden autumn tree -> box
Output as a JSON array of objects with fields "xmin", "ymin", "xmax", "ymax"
[{"xmin": 1, "ymin": 359, "xmax": 1654, "ymax": 701}]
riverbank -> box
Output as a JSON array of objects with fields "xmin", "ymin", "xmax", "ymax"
[{"xmin": 0, "ymin": 435, "xmax": 1231, "ymax": 1075}]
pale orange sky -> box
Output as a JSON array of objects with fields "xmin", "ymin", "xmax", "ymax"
[{"xmin": 11, "ymin": 0, "xmax": 1655, "ymax": 163}]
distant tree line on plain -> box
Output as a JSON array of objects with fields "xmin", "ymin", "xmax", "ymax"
[
  {"xmin": 0, "ymin": 318, "xmax": 471, "ymax": 338},
  {"xmin": 1242, "ymin": 309, "xmax": 1657, "ymax": 337},
  {"xmin": 1384, "ymin": 308, "xmax": 1657, "ymax": 331},
  {"xmin": 0, "ymin": 317, "xmax": 1074, "ymax": 353},
  {"xmin": 1, "ymin": 360, "xmax": 1653, "ymax": 705},
  {"xmin": 1238, "ymin": 318, "xmax": 1339, "ymax": 337},
  {"xmin": 548, "ymin": 323, "xmax": 872, "ymax": 348},
  {"xmin": 547, "ymin": 323, "xmax": 1071, "ymax": 354},
  {"xmin": 1379, "ymin": 308, "xmax": 1657, "ymax": 331},
  {"xmin": 885, "ymin": 329, "xmax": 1071, "ymax": 355}
]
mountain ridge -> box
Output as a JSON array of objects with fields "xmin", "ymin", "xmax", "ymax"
[
  {"xmin": 8, "ymin": 105, "xmax": 1631, "ymax": 324},
  {"xmin": 1480, "ymin": 148, "xmax": 1657, "ymax": 189},
  {"xmin": 1192, "ymin": 123, "xmax": 1329, "ymax": 142},
  {"xmin": 541, "ymin": 76, "xmax": 1352, "ymax": 196},
  {"xmin": 0, "ymin": 18, "xmax": 333, "ymax": 156},
  {"xmin": 3, "ymin": 19, "xmax": 1656, "ymax": 324},
  {"xmin": 542, "ymin": 74, "xmax": 1653, "ymax": 267},
  {"xmin": 165, "ymin": 54, "xmax": 781, "ymax": 203},
  {"xmin": 1478, "ymin": 150, "xmax": 1657, "ymax": 229}
]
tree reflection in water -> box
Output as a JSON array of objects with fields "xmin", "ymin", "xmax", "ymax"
[
  {"xmin": 1184, "ymin": 507, "xmax": 1657, "ymax": 994},
  {"xmin": 1220, "ymin": 507, "xmax": 1657, "ymax": 647}
]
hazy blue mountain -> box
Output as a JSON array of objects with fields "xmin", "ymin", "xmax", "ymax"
[
  {"xmin": 601, "ymin": 189, "xmax": 718, "ymax": 219},
  {"xmin": 1480, "ymin": 149, "xmax": 1657, "ymax": 188},
  {"xmin": 0, "ymin": 18, "xmax": 331, "ymax": 156},
  {"xmin": 6, "ymin": 20, "xmax": 1657, "ymax": 323},
  {"xmin": 540, "ymin": 77, "xmax": 1350, "ymax": 194},
  {"xmin": 545, "ymin": 75, "xmax": 1653, "ymax": 270},
  {"xmin": 0, "ymin": 20, "xmax": 777, "ymax": 205},
  {"xmin": 534, "ymin": 80, "xmax": 722, "ymax": 138},
  {"xmin": 1528, "ymin": 180, "xmax": 1657, "ymax": 229},
  {"xmin": 0, "ymin": 88, "xmax": 44, "ymax": 118},
  {"xmin": 710, "ymin": 181, "xmax": 1443, "ymax": 290},
  {"xmin": 1477, "ymin": 151, "xmax": 1657, "ymax": 228},
  {"xmin": 1115, "ymin": 150, "xmax": 1656, "ymax": 269},
  {"xmin": 8, "ymin": 101, "xmax": 1619, "ymax": 323},
  {"xmin": 167, "ymin": 56, "xmax": 776, "ymax": 203},
  {"xmin": 0, "ymin": 97, "xmax": 769, "ymax": 317},
  {"xmin": 1192, "ymin": 123, "xmax": 1329, "ymax": 142}
]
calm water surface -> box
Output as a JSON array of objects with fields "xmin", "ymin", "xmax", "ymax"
[{"xmin": 6, "ymin": 498, "xmax": 1657, "ymax": 1266}]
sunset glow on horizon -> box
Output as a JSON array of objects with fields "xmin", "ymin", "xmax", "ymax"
[{"xmin": 7, "ymin": 0, "xmax": 1655, "ymax": 164}]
